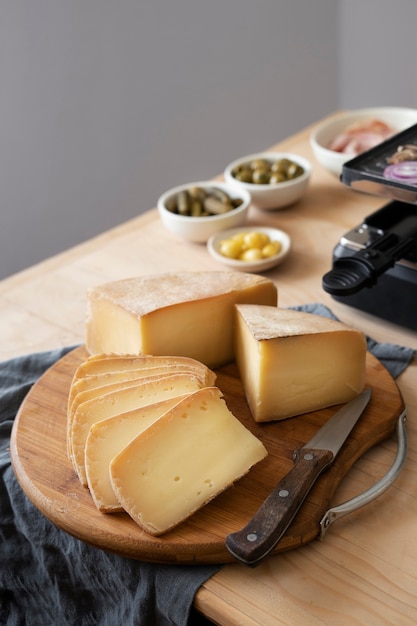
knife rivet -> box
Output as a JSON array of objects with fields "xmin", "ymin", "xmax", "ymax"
[
  {"xmin": 247, "ymin": 533, "xmax": 257, "ymax": 542},
  {"xmin": 278, "ymin": 489, "xmax": 289, "ymax": 498},
  {"xmin": 304, "ymin": 453, "xmax": 314, "ymax": 461}
]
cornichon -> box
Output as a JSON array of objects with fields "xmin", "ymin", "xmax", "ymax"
[{"xmin": 167, "ymin": 187, "xmax": 243, "ymax": 217}]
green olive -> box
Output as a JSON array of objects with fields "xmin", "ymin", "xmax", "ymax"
[
  {"xmin": 287, "ymin": 163, "xmax": 304, "ymax": 179},
  {"xmin": 231, "ymin": 156, "xmax": 304, "ymax": 186},
  {"xmin": 234, "ymin": 167, "xmax": 253, "ymax": 183},
  {"xmin": 250, "ymin": 159, "xmax": 270, "ymax": 172},
  {"xmin": 252, "ymin": 170, "xmax": 270, "ymax": 184},
  {"xmin": 271, "ymin": 158, "xmax": 292, "ymax": 174},
  {"xmin": 269, "ymin": 172, "xmax": 286, "ymax": 184}
]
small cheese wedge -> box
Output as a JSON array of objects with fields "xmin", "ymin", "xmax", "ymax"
[
  {"xmin": 234, "ymin": 305, "xmax": 367, "ymax": 422},
  {"xmin": 85, "ymin": 272, "xmax": 277, "ymax": 367},
  {"xmin": 70, "ymin": 373, "xmax": 205, "ymax": 486},
  {"xmin": 109, "ymin": 387, "xmax": 268, "ymax": 535},
  {"xmin": 85, "ymin": 396, "xmax": 189, "ymax": 512}
]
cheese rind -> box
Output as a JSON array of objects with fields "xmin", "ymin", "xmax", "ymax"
[
  {"xmin": 234, "ymin": 305, "xmax": 367, "ymax": 422},
  {"xmin": 85, "ymin": 272, "xmax": 277, "ymax": 367},
  {"xmin": 70, "ymin": 373, "xmax": 204, "ymax": 486},
  {"xmin": 109, "ymin": 387, "xmax": 268, "ymax": 535},
  {"xmin": 85, "ymin": 396, "xmax": 189, "ymax": 512},
  {"xmin": 71, "ymin": 353, "xmax": 216, "ymax": 379}
]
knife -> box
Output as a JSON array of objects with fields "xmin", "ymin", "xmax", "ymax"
[{"xmin": 226, "ymin": 388, "xmax": 372, "ymax": 566}]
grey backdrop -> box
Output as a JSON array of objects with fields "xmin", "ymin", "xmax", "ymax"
[{"xmin": 1, "ymin": 0, "xmax": 416, "ymax": 279}]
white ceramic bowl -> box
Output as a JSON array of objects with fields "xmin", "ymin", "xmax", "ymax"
[
  {"xmin": 157, "ymin": 181, "xmax": 251, "ymax": 243},
  {"xmin": 207, "ymin": 226, "xmax": 291, "ymax": 273},
  {"xmin": 310, "ymin": 107, "xmax": 417, "ymax": 178},
  {"xmin": 224, "ymin": 152, "xmax": 311, "ymax": 211}
]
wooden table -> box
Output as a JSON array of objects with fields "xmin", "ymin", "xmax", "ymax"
[{"xmin": 2, "ymin": 114, "xmax": 417, "ymax": 625}]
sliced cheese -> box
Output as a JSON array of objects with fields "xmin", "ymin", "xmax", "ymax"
[
  {"xmin": 109, "ymin": 387, "xmax": 268, "ymax": 535},
  {"xmin": 70, "ymin": 373, "xmax": 205, "ymax": 486},
  {"xmin": 66, "ymin": 354, "xmax": 216, "ymax": 456},
  {"xmin": 85, "ymin": 395, "xmax": 189, "ymax": 512},
  {"xmin": 85, "ymin": 272, "xmax": 277, "ymax": 367},
  {"xmin": 234, "ymin": 305, "xmax": 367, "ymax": 422},
  {"xmin": 69, "ymin": 367, "xmax": 212, "ymax": 415}
]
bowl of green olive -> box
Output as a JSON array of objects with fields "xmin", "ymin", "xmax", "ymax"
[
  {"xmin": 224, "ymin": 152, "xmax": 311, "ymax": 210},
  {"xmin": 157, "ymin": 181, "xmax": 251, "ymax": 243}
]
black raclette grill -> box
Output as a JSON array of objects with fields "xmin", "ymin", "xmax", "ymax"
[
  {"xmin": 322, "ymin": 123, "xmax": 417, "ymax": 331},
  {"xmin": 340, "ymin": 122, "xmax": 417, "ymax": 204}
]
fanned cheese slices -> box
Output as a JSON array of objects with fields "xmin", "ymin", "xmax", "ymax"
[
  {"xmin": 234, "ymin": 304, "xmax": 367, "ymax": 421},
  {"xmin": 66, "ymin": 353, "xmax": 216, "ymax": 457},
  {"xmin": 109, "ymin": 387, "xmax": 268, "ymax": 536},
  {"xmin": 70, "ymin": 372, "xmax": 206, "ymax": 486},
  {"xmin": 67, "ymin": 351, "xmax": 267, "ymax": 534},
  {"xmin": 85, "ymin": 271, "xmax": 277, "ymax": 368},
  {"xmin": 68, "ymin": 353, "xmax": 216, "ymax": 411}
]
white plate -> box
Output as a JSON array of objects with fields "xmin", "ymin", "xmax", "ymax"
[{"xmin": 207, "ymin": 226, "xmax": 291, "ymax": 272}]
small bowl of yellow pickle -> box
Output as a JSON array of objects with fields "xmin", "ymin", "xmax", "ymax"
[
  {"xmin": 207, "ymin": 226, "xmax": 291, "ymax": 272},
  {"xmin": 224, "ymin": 152, "xmax": 311, "ymax": 211},
  {"xmin": 157, "ymin": 181, "xmax": 251, "ymax": 243}
]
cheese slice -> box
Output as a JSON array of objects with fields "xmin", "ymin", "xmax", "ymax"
[
  {"xmin": 109, "ymin": 387, "xmax": 268, "ymax": 535},
  {"xmin": 234, "ymin": 305, "xmax": 367, "ymax": 422},
  {"xmin": 70, "ymin": 373, "xmax": 205, "ymax": 486},
  {"xmin": 71, "ymin": 353, "xmax": 216, "ymax": 380},
  {"xmin": 85, "ymin": 396, "xmax": 189, "ymax": 512},
  {"xmin": 85, "ymin": 272, "xmax": 277, "ymax": 367}
]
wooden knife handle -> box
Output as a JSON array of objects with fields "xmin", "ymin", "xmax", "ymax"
[{"xmin": 225, "ymin": 447, "xmax": 334, "ymax": 566}]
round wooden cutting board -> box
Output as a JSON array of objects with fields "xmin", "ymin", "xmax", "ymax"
[{"xmin": 10, "ymin": 346, "xmax": 404, "ymax": 564}]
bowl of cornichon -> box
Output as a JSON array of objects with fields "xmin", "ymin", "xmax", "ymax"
[{"xmin": 157, "ymin": 181, "xmax": 251, "ymax": 242}]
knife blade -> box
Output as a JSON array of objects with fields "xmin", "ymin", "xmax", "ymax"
[{"xmin": 226, "ymin": 388, "xmax": 372, "ymax": 566}]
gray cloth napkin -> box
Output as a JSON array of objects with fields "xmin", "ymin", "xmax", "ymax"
[
  {"xmin": 0, "ymin": 346, "xmax": 220, "ymax": 626},
  {"xmin": 0, "ymin": 306, "xmax": 414, "ymax": 625}
]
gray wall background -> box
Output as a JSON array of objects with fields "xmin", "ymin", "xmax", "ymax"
[{"xmin": 1, "ymin": 0, "xmax": 416, "ymax": 279}]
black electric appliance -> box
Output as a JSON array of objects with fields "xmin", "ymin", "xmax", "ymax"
[{"xmin": 322, "ymin": 122, "xmax": 417, "ymax": 331}]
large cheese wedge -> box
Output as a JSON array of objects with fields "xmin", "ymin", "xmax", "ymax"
[
  {"xmin": 109, "ymin": 387, "xmax": 268, "ymax": 535},
  {"xmin": 234, "ymin": 305, "xmax": 367, "ymax": 422},
  {"xmin": 85, "ymin": 272, "xmax": 277, "ymax": 367},
  {"xmin": 70, "ymin": 373, "xmax": 205, "ymax": 486},
  {"xmin": 85, "ymin": 396, "xmax": 189, "ymax": 512}
]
